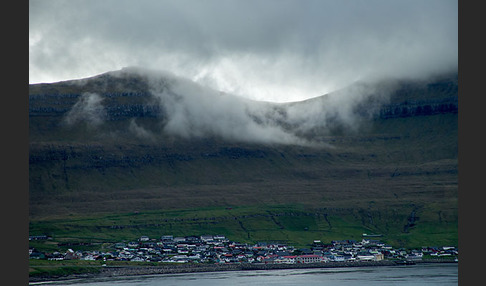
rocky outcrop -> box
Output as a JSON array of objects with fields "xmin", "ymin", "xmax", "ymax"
[{"xmin": 379, "ymin": 97, "xmax": 457, "ymax": 119}]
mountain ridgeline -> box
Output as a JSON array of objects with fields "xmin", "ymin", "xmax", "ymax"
[{"xmin": 29, "ymin": 68, "xmax": 458, "ymax": 247}]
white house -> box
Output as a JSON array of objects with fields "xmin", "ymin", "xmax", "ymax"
[
  {"xmin": 274, "ymin": 256, "xmax": 297, "ymax": 264},
  {"xmin": 357, "ymin": 254, "xmax": 375, "ymax": 261},
  {"xmin": 213, "ymin": 235, "xmax": 226, "ymax": 241},
  {"xmin": 161, "ymin": 235, "xmax": 173, "ymax": 241},
  {"xmin": 296, "ymin": 255, "xmax": 324, "ymax": 264},
  {"xmin": 173, "ymin": 237, "xmax": 186, "ymax": 243},
  {"xmin": 200, "ymin": 235, "xmax": 214, "ymax": 242}
]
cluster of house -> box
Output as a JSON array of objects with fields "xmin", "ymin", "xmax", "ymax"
[{"xmin": 29, "ymin": 234, "xmax": 458, "ymax": 264}]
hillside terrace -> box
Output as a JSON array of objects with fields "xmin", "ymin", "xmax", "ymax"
[{"xmin": 29, "ymin": 235, "xmax": 458, "ymax": 264}]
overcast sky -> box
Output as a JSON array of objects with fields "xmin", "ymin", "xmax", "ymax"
[{"xmin": 29, "ymin": 0, "xmax": 457, "ymax": 102}]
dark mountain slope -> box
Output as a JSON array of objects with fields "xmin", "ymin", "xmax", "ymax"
[{"xmin": 29, "ymin": 68, "xmax": 457, "ymax": 247}]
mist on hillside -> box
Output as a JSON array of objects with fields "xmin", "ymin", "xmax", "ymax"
[
  {"xmin": 63, "ymin": 92, "xmax": 106, "ymax": 127},
  {"xmin": 60, "ymin": 68, "xmax": 418, "ymax": 147}
]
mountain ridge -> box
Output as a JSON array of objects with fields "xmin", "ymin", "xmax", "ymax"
[{"xmin": 29, "ymin": 67, "xmax": 457, "ymax": 145}]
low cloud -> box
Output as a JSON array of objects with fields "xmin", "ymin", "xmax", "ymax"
[
  {"xmin": 29, "ymin": 0, "xmax": 457, "ymax": 103},
  {"xmin": 148, "ymin": 71, "xmax": 310, "ymax": 146},
  {"xmin": 283, "ymin": 80, "xmax": 398, "ymax": 135},
  {"xmin": 140, "ymin": 69, "xmax": 401, "ymax": 146},
  {"xmin": 128, "ymin": 118, "xmax": 155, "ymax": 140},
  {"xmin": 58, "ymin": 68, "xmax": 446, "ymax": 147},
  {"xmin": 64, "ymin": 92, "xmax": 106, "ymax": 127}
]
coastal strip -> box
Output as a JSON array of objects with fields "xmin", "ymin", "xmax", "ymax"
[{"xmin": 29, "ymin": 259, "xmax": 456, "ymax": 283}]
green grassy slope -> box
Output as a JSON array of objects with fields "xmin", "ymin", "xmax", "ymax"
[{"xmin": 29, "ymin": 204, "xmax": 457, "ymax": 249}]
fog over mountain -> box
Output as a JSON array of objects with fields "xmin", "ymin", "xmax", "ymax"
[{"xmin": 50, "ymin": 67, "xmax": 429, "ymax": 147}]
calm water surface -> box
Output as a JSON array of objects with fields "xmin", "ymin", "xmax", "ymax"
[{"xmin": 31, "ymin": 263, "xmax": 458, "ymax": 286}]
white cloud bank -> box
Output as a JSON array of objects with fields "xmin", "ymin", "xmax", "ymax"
[
  {"xmin": 60, "ymin": 67, "xmax": 404, "ymax": 146},
  {"xmin": 29, "ymin": 0, "xmax": 457, "ymax": 103}
]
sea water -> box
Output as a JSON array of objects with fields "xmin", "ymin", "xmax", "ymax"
[{"xmin": 30, "ymin": 263, "xmax": 458, "ymax": 286}]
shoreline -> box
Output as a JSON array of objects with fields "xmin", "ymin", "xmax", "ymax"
[{"xmin": 29, "ymin": 259, "xmax": 457, "ymax": 284}]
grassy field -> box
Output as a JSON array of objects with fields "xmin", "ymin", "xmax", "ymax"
[
  {"xmin": 29, "ymin": 263, "xmax": 101, "ymax": 279},
  {"xmin": 30, "ymin": 203, "xmax": 457, "ymax": 251}
]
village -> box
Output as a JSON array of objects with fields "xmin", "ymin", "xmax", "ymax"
[{"xmin": 29, "ymin": 234, "xmax": 458, "ymax": 265}]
